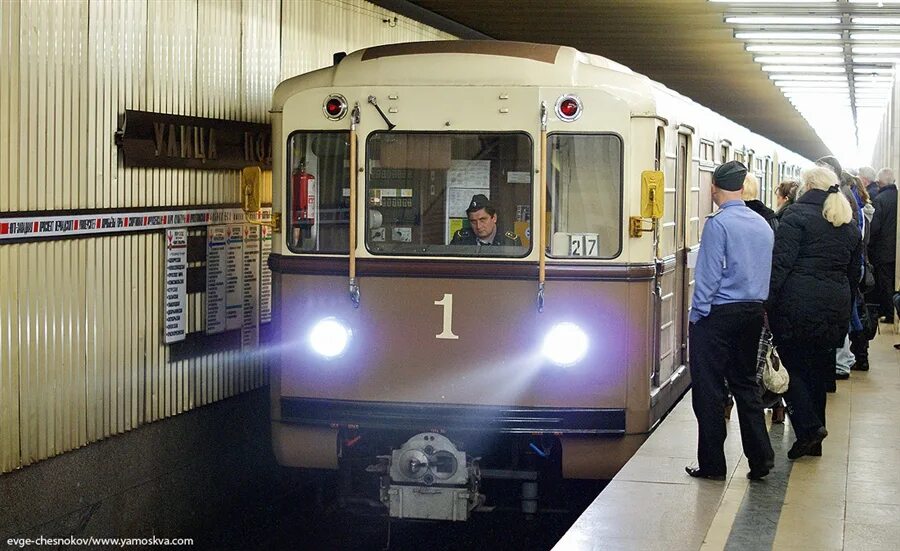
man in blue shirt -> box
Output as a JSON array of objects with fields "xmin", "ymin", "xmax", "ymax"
[{"xmin": 686, "ymin": 161, "xmax": 775, "ymax": 482}]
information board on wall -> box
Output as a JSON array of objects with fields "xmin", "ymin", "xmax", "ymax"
[
  {"xmin": 163, "ymin": 228, "xmax": 188, "ymax": 343},
  {"xmin": 241, "ymin": 225, "xmax": 261, "ymax": 350},
  {"xmin": 260, "ymin": 225, "xmax": 273, "ymax": 324},
  {"xmin": 206, "ymin": 225, "xmax": 228, "ymax": 334},
  {"xmin": 225, "ymin": 225, "xmax": 244, "ymax": 330}
]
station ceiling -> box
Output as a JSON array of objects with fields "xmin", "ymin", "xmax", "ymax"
[{"xmin": 375, "ymin": 0, "xmax": 900, "ymax": 163}]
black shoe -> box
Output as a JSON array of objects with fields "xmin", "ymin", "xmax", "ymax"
[
  {"xmin": 685, "ymin": 466, "xmax": 725, "ymax": 481},
  {"xmin": 746, "ymin": 468, "xmax": 770, "ymax": 480},
  {"xmin": 836, "ymin": 371, "xmax": 850, "ymax": 380},
  {"xmin": 788, "ymin": 427, "xmax": 828, "ymax": 460},
  {"xmin": 808, "ymin": 443, "xmax": 822, "ymax": 457},
  {"xmin": 851, "ymin": 360, "xmax": 869, "ymax": 371}
]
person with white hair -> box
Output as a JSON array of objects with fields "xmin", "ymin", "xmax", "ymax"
[
  {"xmin": 869, "ymin": 167, "xmax": 897, "ymax": 322},
  {"xmin": 858, "ymin": 166, "xmax": 878, "ymax": 200},
  {"xmin": 767, "ymin": 165, "xmax": 862, "ymax": 460}
]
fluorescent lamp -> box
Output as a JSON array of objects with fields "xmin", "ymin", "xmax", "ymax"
[
  {"xmin": 849, "ymin": 0, "xmax": 900, "ymax": 4},
  {"xmin": 762, "ymin": 65, "xmax": 847, "ymax": 73},
  {"xmin": 783, "ymin": 90, "xmax": 850, "ymax": 96},
  {"xmin": 749, "ymin": 44, "xmax": 844, "ymax": 53},
  {"xmin": 854, "ymin": 82, "xmax": 894, "ymax": 88},
  {"xmin": 854, "ymin": 56, "xmax": 900, "ymax": 63},
  {"xmin": 769, "ymin": 74, "xmax": 847, "ymax": 81},
  {"xmin": 852, "ymin": 17, "xmax": 900, "ymax": 25},
  {"xmin": 851, "ymin": 33, "xmax": 900, "ymax": 41},
  {"xmin": 710, "ymin": 0, "xmax": 836, "ymax": 3},
  {"xmin": 726, "ymin": 16, "xmax": 840, "ymax": 25},
  {"xmin": 853, "ymin": 67, "xmax": 895, "ymax": 74},
  {"xmin": 775, "ymin": 82, "xmax": 848, "ymax": 88},
  {"xmin": 854, "ymin": 75, "xmax": 894, "ymax": 81},
  {"xmin": 754, "ymin": 56, "xmax": 844, "ymax": 64},
  {"xmin": 853, "ymin": 47, "xmax": 900, "ymax": 54},
  {"xmin": 737, "ymin": 32, "xmax": 841, "ymax": 40}
]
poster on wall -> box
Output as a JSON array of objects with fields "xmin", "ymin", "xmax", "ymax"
[
  {"xmin": 260, "ymin": 225, "xmax": 273, "ymax": 324},
  {"xmin": 206, "ymin": 225, "xmax": 228, "ymax": 334},
  {"xmin": 225, "ymin": 225, "xmax": 244, "ymax": 331},
  {"xmin": 445, "ymin": 159, "xmax": 491, "ymax": 242},
  {"xmin": 163, "ymin": 228, "xmax": 188, "ymax": 344},
  {"xmin": 241, "ymin": 225, "xmax": 261, "ymax": 350}
]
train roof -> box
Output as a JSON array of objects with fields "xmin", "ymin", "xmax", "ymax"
[{"xmin": 272, "ymin": 40, "xmax": 657, "ymax": 113}]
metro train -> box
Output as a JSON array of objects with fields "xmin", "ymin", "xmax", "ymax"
[{"xmin": 258, "ymin": 40, "xmax": 809, "ymax": 522}]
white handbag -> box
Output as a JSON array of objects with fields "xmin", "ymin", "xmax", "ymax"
[
  {"xmin": 762, "ymin": 348, "xmax": 789, "ymax": 395},
  {"xmin": 757, "ymin": 324, "xmax": 790, "ymax": 395}
]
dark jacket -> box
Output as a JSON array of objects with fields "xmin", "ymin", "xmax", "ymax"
[
  {"xmin": 745, "ymin": 199, "xmax": 779, "ymax": 232},
  {"xmin": 767, "ymin": 189, "xmax": 862, "ymax": 348},
  {"xmin": 867, "ymin": 181, "xmax": 879, "ymax": 201},
  {"xmin": 868, "ymin": 183, "xmax": 897, "ymax": 265},
  {"xmin": 450, "ymin": 227, "xmax": 521, "ymax": 246}
]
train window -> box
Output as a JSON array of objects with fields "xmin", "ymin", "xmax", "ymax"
[
  {"xmin": 720, "ymin": 142, "xmax": 731, "ymax": 165},
  {"xmin": 285, "ymin": 131, "xmax": 351, "ymax": 254},
  {"xmin": 364, "ymin": 132, "xmax": 532, "ymax": 257},
  {"xmin": 699, "ymin": 141, "xmax": 715, "ymax": 164},
  {"xmin": 546, "ymin": 133, "xmax": 623, "ymax": 258}
]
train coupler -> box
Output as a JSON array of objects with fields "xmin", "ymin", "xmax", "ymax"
[{"xmin": 370, "ymin": 432, "xmax": 484, "ymax": 522}]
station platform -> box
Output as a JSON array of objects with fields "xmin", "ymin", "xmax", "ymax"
[{"xmin": 554, "ymin": 325, "xmax": 900, "ymax": 551}]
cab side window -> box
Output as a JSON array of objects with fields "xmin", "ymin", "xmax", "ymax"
[{"xmin": 547, "ymin": 134, "xmax": 623, "ymax": 258}]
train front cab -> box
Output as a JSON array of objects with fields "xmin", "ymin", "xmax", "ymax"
[{"xmin": 264, "ymin": 44, "xmax": 693, "ymax": 519}]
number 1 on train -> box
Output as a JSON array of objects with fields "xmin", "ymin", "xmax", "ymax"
[{"xmin": 434, "ymin": 294, "xmax": 459, "ymax": 340}]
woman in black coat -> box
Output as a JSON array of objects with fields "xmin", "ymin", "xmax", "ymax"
[
  {"xmin": 767, "ymin": 166, "xmax": 862, "ymax": 460},
  {"xmin": 743, "ymin": 173, "xmax": 780, "ymax": 232}
]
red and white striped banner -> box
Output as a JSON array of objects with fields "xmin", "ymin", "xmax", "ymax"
[{"xmin": 0, "ymin": 208, "xmax": 272, "ymax": 241}]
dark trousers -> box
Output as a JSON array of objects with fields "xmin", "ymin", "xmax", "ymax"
[
  {"xmin": 778, "ymin": 344, "xmax": 834, "ymax": 440},
  {"xmin": 690, "ymin": 303, "xmax": 774, "ymax": 475},
  {"xmin": 874, "ymin": 262, "xmax": 896, "ymax": 319}
]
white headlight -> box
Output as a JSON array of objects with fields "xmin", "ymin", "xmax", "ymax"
[
  {"xmin": 309, "ymin": 318, "xmax": 352, "ymax": 358},
  {"xmin": 542, "ymin": 323, "xmax": 589, "ymax": 366}
]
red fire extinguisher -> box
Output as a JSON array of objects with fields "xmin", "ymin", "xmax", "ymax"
[{"xmin": 292, "ymin": 164, "xmax": 315, "ymax": 225}]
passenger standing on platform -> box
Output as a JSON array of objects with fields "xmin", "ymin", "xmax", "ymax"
[
  {"xmin": 869, "ymin": 167, "xmax": 897, "ymax": 323},
  {"xmin": 775, "ymin": 180, "xmax": 800, "ymax": 218},
  {"xmin": 858, "ymin": 166, "xmax": 879, "ymax": 201},
  {"xmin": 686, "ymin": 161, "xmax": 775, "ymax": 482},
  {"xmin": 850, "ymin": 177, "xmax": 874, "ymax": 372},
  {"xmin": 767, "ymin": 166, "xmax": 861, "ymax": 460},
  {"xmin": 816, "ymin": 157, "xmax": 859, "ymax": 388},
  {"xmin": 743, "ymin": 173, "xmax": 779, "ymax": 232},
  {"xmin": 744, "ymin": 173, "xmax": 786, "ymax": 425}
]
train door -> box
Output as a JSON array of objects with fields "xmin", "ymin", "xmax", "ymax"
[
  {"xmin": 675, "ymin": 130, "xmax": 693, "ymax": 370},
  {"xmin": 656, "ymin": 127, "xmax": 692, "ymax": 387}
]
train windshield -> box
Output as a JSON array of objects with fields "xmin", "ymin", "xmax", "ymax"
[
  {"xmin": 286, "ymin": 131, "xmax": 351, "ymax": 254},
  {"xmin": 547, "ymin": 134, "xmax": 623, "ymax": 258},
  {"xmin": 365, "ymin": 132, "xmax": 533, "ymax": 257}
]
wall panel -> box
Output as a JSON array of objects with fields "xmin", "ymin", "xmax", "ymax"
[
  {"xmin": 281, "ymin": 0, "xmax": 454, "ymax": 81},
  {"xmin": 0, "ymin": 0, "xmax": 455, "ymax": 473}
]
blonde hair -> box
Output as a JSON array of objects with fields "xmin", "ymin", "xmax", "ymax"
[
  {"xmin": 800, "ymin": 165, "xmax": 853, "ymax": 227},
  {"xmin": 741, "ymin": 173, "xmax": 759, "ymax": 201}
]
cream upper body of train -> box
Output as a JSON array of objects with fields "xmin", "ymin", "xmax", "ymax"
[{"xmin": 264, "ymin": 40, "xmax": 809, "ymax": 521}]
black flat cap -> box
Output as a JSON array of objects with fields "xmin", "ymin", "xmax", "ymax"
[
  {"xmin": 466, "ymin": 194, "xmax": 493, "ymax": 213},
  {"xmin": 713, "ymin": 161, "xmax": 747, "ymax": 191}
]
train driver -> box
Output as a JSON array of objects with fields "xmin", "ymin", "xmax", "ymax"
[{"xmin": 450, "ymin": 194, "xmax": 522, "ymax": 247}]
